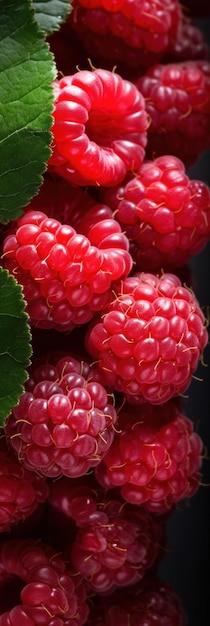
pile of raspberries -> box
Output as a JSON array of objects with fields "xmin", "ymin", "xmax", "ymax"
[{"xmin": 0, "ymin": 2, "xmax": 210, "ymax": 625}]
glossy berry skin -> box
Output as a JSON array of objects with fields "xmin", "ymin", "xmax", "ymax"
[
  {"xmin": 0, "ymin": 436, "xmax": 48, "ymax": 533},
  {"xmin": 2, "ymin": 209, "xmax": 132, "ymax": 331},
  {"xmin": 95, "ymin": 400, "xmax": 203, "ymax": 513},
  {"xmin": 70, "ymin": 0, "xmax": 181, "ymax": 72},
  {"xmin": 48, "ymin": 69, "xmax": 148, "ymax": 186},
  {"xmin": 136, "ymin": 60, "xmax": 210, "ymax": 166},
  {"xmin": 48, "ymin": 476, "xmax": 164, "ymax": 593},
  {"xmin": 4, "ymin": 354, "xmax": 117, "ymax": 478},
  {"xmin": 102, "ymin": 154, "xmax": 210, "ymax": 271},
  {"xmin": 0, "ymin": 538, "xmax": 88, "ymax": 625},
  {"xmin": 86, "ymin": 272, "xmax": 208, "ymax": 404},
  {"xmin": 86, "ymin": 575, "xmax": 187, "ymax": 626}
]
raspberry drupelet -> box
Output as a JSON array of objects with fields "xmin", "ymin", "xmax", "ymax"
[
  {"xmin": 4, "ymin": 353, "xmax": 117, "ymax": 478},
  {"xmin": 85, "ymin": 272, "xmax": 208, "ymax": 404},
  {"xmin": 101, "ymin": 154, "xmax": 210, "ymax": 272},
  {"xmin": 48, "ymin": 68, "xmax": 148, "ymax": 186},
  {"xmin": 95, "ymin": 400, "xmax": 203, "ymax": 513}
]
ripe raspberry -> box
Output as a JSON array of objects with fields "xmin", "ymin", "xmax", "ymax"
[
  {"xmin": 135, "ymin": 60, "xmax": 210, "ymax": 166},
  {"xmin": 101, "ymin": 154, "xmax": 210, "ymax": 271},
  {"xmin": 0, "ymin": 436, "xmax": 48, "ymax": 534},
  {"xmin": 48, "ymin": 69, "xmax": 148, "ymax": 186},
  {"xmin": 0, "ymin": 538, "xmax": 88, "ymax": 625},
  {"xmin": 69, "ymin": 0, "xmax": 182, "ymax": 73},
  {"xmin": 4, "ymin": 353, "xmax": 117, "ymax": 478},
  {"xmin": 163, "ymin": 17, "xmax": 209, "ymax": 63},
  {"xmin": 86, "ymin": 575, "xmax": 187, "ymax": 625},
  {"xmin": 95, "ymin": 400, "xmax": 203, "ymax": 513},
  {"xmin": 48, "ymin": 476, "xmax": 164, "ymax": 593},
  {"xmin": 85, "ymin": 272, "xmax": 208, "ymax": 404},
  {"xmin": 26, "ymin": 174, "xmax": 125, "ymax": 249},
  {"xmin": 2, "ymin": 209, "xmax": 132, "ymax": 331}
]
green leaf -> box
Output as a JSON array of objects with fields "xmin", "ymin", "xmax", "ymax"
[
  {"xmin": 32, "ymin": 0, "xmax": 72, "ymax": 34},
  {"xmin": 0, "ymin": 0, "xmax": 57, "ymax": 225},
  {"xmin": 0, "ymin": 268, "xmax": 32, "ymax": 427}
]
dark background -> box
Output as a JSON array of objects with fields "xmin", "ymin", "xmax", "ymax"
[{"xmin": 158, "ymin": 20, "xmax": 210, "ymax": 622}]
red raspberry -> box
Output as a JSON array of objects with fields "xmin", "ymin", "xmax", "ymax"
[
  {"xmin": 86, "ymin": 575, "xmax": 187, "ymax": 625},
  {"xmin": 48, "ymin": 476, "xmax": 164, "ymax": 593},
  {"xmin": 135, "ymin": 60, "xmax": 210, "ymax": 166},
  {"xmin": 48, "ymin": 69, "xmax": 148, "ymax": 186},
  {"xmin": 163, "ymin": 17, "xmax": 209, "ymax": 63},
  {"xmin": 2, "ymin": 209, "xmax": 132, "ymax": 331},
  {"xmin": 26, "ymin": 174, "xmax": 124, "ymax": 247},
  {"xmin": 95, "ymin": 400, "xmax": 203, "ymax": 513},
  {"xmin": 69, "ymin": 0, "xmax": 182, "ymax": 73},
  {"xmin": 0, "ymin": 538, "xmax": 88, "ymax": 625},
  {"xmin": 101, "ymin": 154, "xmax": 210, "ymax": 271},
  {"xmin": 0, "ymin": 436, "xmax": 48, "ymax": 533},
  {"xmin": 85, "ymin": 272, "xmax": 208, "ymax": 404},
  {"xmin": 4, "ymin": 353, "xmax": 117, "ymax": 478}
]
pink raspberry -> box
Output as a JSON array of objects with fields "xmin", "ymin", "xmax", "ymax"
[
  {"xmin": 87, "ymin": 575, "xmax": 187, "ymax": 625},
  {"xmin": 48, "ymin": 476, "xmax": 164, "ymax": 593},
  {"xmin": 135, "ymin": 60, "xmax": 210, "ymax": 166},
  {"xmin": 0, "ymin": 538, "xmax": 88, "ymax": 625},
  {"xmin": 48, "ymin": 68, "xmax": 148, "ymax": 186},
  {"xmin": 101, "ymin": 154, "xmax": 210, "ymax": 271},
  {"xmin": 95, "ymin": 400, "xmax": 203, "ymax": 513},
  {"xmin": 4, "ymin": 353, "xmax": 117, "ymax": 478},
  {"xmin": 0, "ymin": 436, "xmax": 48, "ymax": 533},
  {"xmin": 69, "ymin": 0, "xmax": 182, "ymax": 72},
  {"xmin": 85, "ymin": 272, "xmax": 208, "ymax": 404},
  {"xmin": 2, "ymin": 209, "xmax": 132, "ymax": 331}
]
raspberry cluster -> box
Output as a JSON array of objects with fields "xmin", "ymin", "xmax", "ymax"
[{"xmin": 1, "ymin": 1, "xmax": 210, "ymax": 624}]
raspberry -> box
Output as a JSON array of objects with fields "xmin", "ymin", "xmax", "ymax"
[
  {"xmin": 163, "ymin": 16, "xmax": 209, "ymax": 63},
  {"xmin": 101, "ymin": 154, "xmax": 210, "ymax": 271},
  {"xmin": 135, "ymin": 60, "xmax": 210, "ymax": 166},
  {"xmin": 86, "ymin": 575, "xmax": 187, "ymax": 625},
  {"xmin": 69, "ymin": 0, "xmax": 182, "ymax": 73},
  {"xmin": 2, "ymin": 209, "xmax": 132, "ymax": 331},
  {"xmin": 4, "ymin": 353, "xmax": 117, "ymax": 478},
  {"xmin": 85, "ymin": 272, "xmax": 208, "ymax": 404},
  {"xmin": 0, "ymin": 538, "xmax": 88, "ymax": 625},
  {"xmin": 95, "ymin": 400, "xmax": 203, "ymax": 513},
  {"xmin": 48, "ymin": 476, "xmax": 164, "ymax": 593},
  {"xmin": 0, "ymin": 436, "xmax": 48, "ymax": 534},
  {"xmin": 48, "ymin": 69, "xmax": 148, "ymax": 186}
]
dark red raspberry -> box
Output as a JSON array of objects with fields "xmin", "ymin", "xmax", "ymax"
[
  {"xmin": 0, "ymin": 436, "xmax": 48, "ymax": 533},
  {"xmin": 101, "ymin": 154, "xmax": 210, "ymax": 271},
  {"xmin": 0, "ymin": 538, "xmax": 88, "ymax": 625},
  {"xmin": 86, "ymin": 575, "xmax": 187, "ymax": 625},
  {"xmin": 2, "ymin": 209, "xmax": 132, "ymax": 331},
  {"xmin": 95, "ymin": 400, "xmax": 203, "ymax": 513},
  {"xmin": 4, "ymin": 353, "xmax": 117, "ymax": 478},
  {"xmin": 48, "ymin": 69, "xmax": 148, "ymax": 186},
  {"xmin": 85, "ymin": 272, "xmax": 208, "ymax": 404},
  {"xmin": 69, "ymin": 0, "xmax": 182, "ymax": 73},
  {"xmin": 135, "ymin": 60, "xmax": 210, "ymax": 166},
  {"xmin": 48, "ymin": 476, "xmax": 164, "ymax": 593},
  {"xmin": 163, "ymin": 17, "xmax": 209, "ymax": 63}
]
